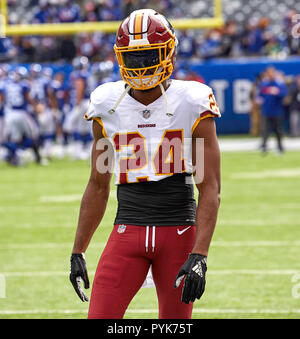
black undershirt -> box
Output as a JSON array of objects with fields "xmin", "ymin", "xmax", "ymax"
[{"xmin": 114, "ymin": 173, "xmax": 196, "ymax": 226}]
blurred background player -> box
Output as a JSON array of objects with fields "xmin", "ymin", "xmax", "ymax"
[
  {"xmin": 63, "ymin": 56, "xmax": 92, "ymax": 160},
  {"xmin": 258, "ymin": 66, "xmax": 288, "ymax": 154},
  {"xmin": 2, "ymin": 67, "xmax": 41, "ymax": 165},
  {"xmin": 48, "ymin": 71, "xmax": 71, "ymax": 156},
  {"xmin": 29, "ymin": 64, "xmax": 56, "ymax": 160},
  {"xmin": 89, "ymin": 60, "xmax": 116, "ymax": 91}
]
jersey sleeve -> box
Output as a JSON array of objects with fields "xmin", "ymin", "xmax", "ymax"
[
  {"xmin": 84, "ymin": 99, "xmax": 107, "ymax": 138},
  {"xmin": 84, "ymin": 82, "xmax": 113, "ymax": 121},
  {"xmin": 84, "ymin": 99, "xmax": 97, "ymax": 121},
  {"xmin": 187, "ymin": 81, "xmax": 221, "ymax": 134},
  {"xmin": 84, "ymin": 85, "xmax": 111, "ymax": 138},
  {"xmin": 84, "ymin": 83, "xmax": 105, "ymax": 121}
]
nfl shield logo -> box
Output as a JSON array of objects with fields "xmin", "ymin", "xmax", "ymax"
[
  {"xmin": 117, "ymin": 224, "xmax": 126, "ymax": 234},
  {"xmin": 142, "ymin": 109, "xmax": 151, "ymax": 119}
]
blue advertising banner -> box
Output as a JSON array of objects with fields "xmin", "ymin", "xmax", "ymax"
[{"xmin": 183, "ymin": 56, "xmax": 300, "ymax": 134}]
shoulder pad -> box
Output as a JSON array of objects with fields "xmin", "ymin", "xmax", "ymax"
[
  {"xmin": 85, "ymin": 81, "xmax": 123, "ymax": 120},
  {"xmin": 185, "ymin": 81, "xmax": 221, "ymax": 118},
  {"xmin": 185, "ymin": 81, "xmax": 213, "ymax": 104}
]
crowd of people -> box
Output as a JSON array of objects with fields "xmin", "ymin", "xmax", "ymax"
[
  {"xmin": 179, "ymin": 14, "xmax": 300, "ymax": 60},
  {"xmin": 0, "ymin": 0, "xmax": 299, "ymax": 63}
]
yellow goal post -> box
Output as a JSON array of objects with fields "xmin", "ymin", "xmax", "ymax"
[{"xmin": 0, "ymin": 0, "xmax": 223, "ymax": 36}]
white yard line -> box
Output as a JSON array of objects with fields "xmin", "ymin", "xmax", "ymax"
[
  {"xmin": 39, "ymin": 195, "xmax": 83, "ymax": 203},
  {"xmin": 0, "ymin": 242, "xmax": 106, "ymax": 250},
  {"xmin": 0, "ymin": 240, "xmax": 299, "ymax": 250},
  {"xmin": 231, "ymin": 168, "xmax": 300, "ymax": 179},
  {"xmin": 218, "ymin": 137, "xmax": 300, "ymax": 152},
  {"xmin": 2, "ymin": 269, "xmax": 300, "ymax": 277},
  {"xmin": 1, "ymin": 308, "xmax": 300, "ymax": 315},
  {"xmin": 213, "ymin": 240, "xmax": 300, "ymax": 247},
  {"xmin": 39, "ymin": 193, "xmax": 117, "ymax": 203},
  {"xmin": 217, "ymin": 219, "xmax": 300, "ymax": 227},
  {"xmin": 4, "ymin": 219, "xmax": 299, "ymax": 229}
]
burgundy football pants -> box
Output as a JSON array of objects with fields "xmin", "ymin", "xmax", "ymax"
[{"xmin": 88, "ymin": 224, "xmax": 195, "ymax": 319}]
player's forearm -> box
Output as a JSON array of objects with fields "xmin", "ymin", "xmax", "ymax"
[
  {"xmin": 192, "ymin": 187, "xmax": 220, "ymax": 256},
  {"xmin": 72, "ymin": 180, "xmax": 110, "ymax": 254}
]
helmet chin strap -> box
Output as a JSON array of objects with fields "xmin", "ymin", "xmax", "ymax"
[
  {"xmin": 108, "ymin": 80, "xmax": 172, "ymax": 117},
  {"xmin": 108, "ymin": 84, "xmax": 131, "ymax": 114},
  {"xmin": 159, "ymin": 82, "xmax": 173, "ymax": 117}
]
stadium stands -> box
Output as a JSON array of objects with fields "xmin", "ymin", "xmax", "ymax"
[{"xmin": 1, "ymin": 0, "xmax": 299, "ymax": 63}]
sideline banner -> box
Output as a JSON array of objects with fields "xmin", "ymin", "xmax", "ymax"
[{"xmin": 185, "ymin": 57, "xmax": 300, "ymax": 134}]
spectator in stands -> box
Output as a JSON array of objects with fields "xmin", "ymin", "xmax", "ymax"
[
  {"xmin": 283, "ymin": 10, "xmax": 300, "ymax": 55},
  {"xmin": 262, "ymin": 30, "xmax": 289, "ymax": 58},
  {"xmin": 33, "ymin": 0, "xmax": 52, "ymax": 24},
  {"xmin": 1, "ymin": 1, "xmax": 300, "ymax": 63},
  {"xmin": 97, "ymin": 0, "xmax": 122, "ymax": 21},
  {"xmin": 82, "ymin": 2, "xmax": 98, "ymax": 22},
  {"xmin": 198, "ymin": 29, "xmax": 222, "ymax": 60},
  {"xmin": 288, "ymin": 75, "xmax": 300, "ymax": 137},
  {"xmin": 241, "ymin": 18, "xmax": 270, "ymax": 56},
  {"xmin": 177, "ymin": 30, "xmax": 197, "ymax": 59},
  {"xmin": 219, "ymin": 21, "xmax": 239, "ymax": 57},
  {"xmin": 20, "ymin": 38, "xmax": 36, "ymax": 63},
  {"xmin": 58, "ymin": 0, "xmax": 81, "ymax": 23},
  {"xmin": 57, "ymin": 36, "xmax": 77, "ymax": 62},
  {"xmin": 122, "ymin": 0, "xmax": 137, "ymax": 18},
  {"xmin": 36, "ymin": 36, "xmax": 58, "ymax": 62},
  {"xmin": 143, "ymin": 0, "xmax": 168, "ymax": 16},
  {"xmin": 77, "ymin": 34, "xmax": 98, "ymax": 60},
  {"xmin": 258, "ymin": 66, "xmax": 288, "ymax": 154}
]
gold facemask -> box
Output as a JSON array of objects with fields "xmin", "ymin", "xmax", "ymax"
[{"xmin": 114, "ymin": 38, "xmax": 176, "ymax": 90}]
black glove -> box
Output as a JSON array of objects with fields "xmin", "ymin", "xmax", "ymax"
[
  {"xmin": 69, "ymin": 253, "xmax": 90, "ymax": 302},
  {"xmin": 174, "ymin": 253, "xmax": 207, "ymax": 304}
]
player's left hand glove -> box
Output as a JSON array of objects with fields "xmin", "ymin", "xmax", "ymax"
[
  {"xmin": 69, "ymin": 253, "xmax": 90, "ymax": 302},
  {"xmin": 174, "ymin": 253, "xmax": 207, "ymax": 304}
]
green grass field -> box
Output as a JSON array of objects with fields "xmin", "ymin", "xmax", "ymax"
[{"xmin": 1, "ymin": 148, "xmax": 300, "ymax": 319}]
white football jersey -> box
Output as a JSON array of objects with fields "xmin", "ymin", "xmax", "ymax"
[{"xmin": 85, "ymin": 79, "xmax": 220, "ymax": 185}]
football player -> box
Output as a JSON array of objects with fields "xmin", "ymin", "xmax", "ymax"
[
  {"xmin": 48, "ymin": 72, "xmax": 70, "ymax": 149},
  {"xmin": 3, "ymin": 67, "xmax": 41, "ymax": 165},
  {"xmin": 63, "ymin": 56, "xmax": 93, "ymax": 159},
  {"xmin": 29, "ymin": 64, "xmax": 56, "ymax": 159},
  {"xmin": 70, "ymin": 9, "xmax": 221, "ymax": 319}
]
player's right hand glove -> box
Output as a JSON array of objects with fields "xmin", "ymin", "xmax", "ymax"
[
  {"xmin": 174, "ymin": 253, "xmax": 207, "ymax": 304},
  {"xmin": 69, "ymin": 253, "xmax": 90, "ymax": 302}
]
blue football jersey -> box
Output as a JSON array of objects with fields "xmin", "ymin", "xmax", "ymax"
[
  {"xmin": 5, "ymin": 79, "xmax": 30, "ymax": 110},
  {"xmin": 30, "ymin": 77, "xmax": 50, "ymax": 104},
  {"xmin": 70, "ymin": 70, "xmax": 90, "ymax": 106}
]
